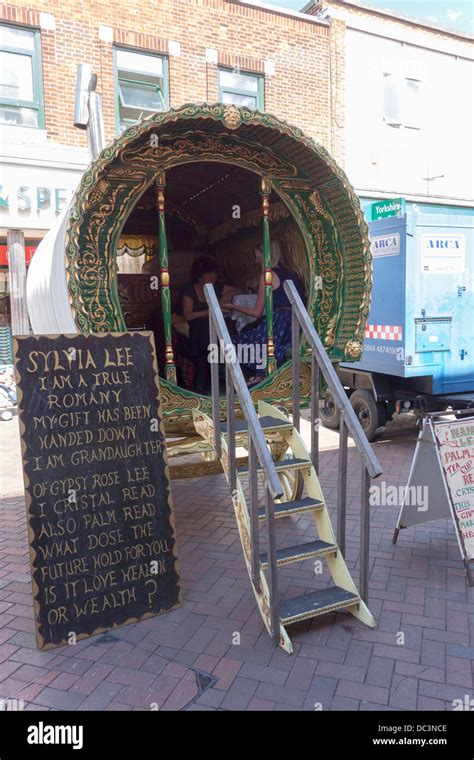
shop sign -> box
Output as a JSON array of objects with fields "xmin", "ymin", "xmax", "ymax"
[{"xmin": 0, "ymin": 184, "xmax": 72, "ymax": 216}]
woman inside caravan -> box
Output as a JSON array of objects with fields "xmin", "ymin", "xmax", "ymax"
[
  {"xmin": 223, "ymin": 240, "xmax": 304, "ymax": 383},
  {"xmin": 180, "ymin": 256, "xmax": 221, "ymax": 394}
]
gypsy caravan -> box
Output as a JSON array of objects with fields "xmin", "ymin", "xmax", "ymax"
[{"xmin": 26, "ymin": 104, "xmax": 381, "ymax": 651}]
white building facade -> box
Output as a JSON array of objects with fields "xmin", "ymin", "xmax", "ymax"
[{"xmin": 307, "ymin": 1, "xmax": 474, "ymax": 207}]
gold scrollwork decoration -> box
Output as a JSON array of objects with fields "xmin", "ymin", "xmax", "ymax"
[{"xmin": 65, "ymin": 103, "xmax": 372, "ymax": 414}]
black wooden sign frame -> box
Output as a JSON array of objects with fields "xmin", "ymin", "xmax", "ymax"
[{"xmin": 14, "ymin": 331, "xmax": 182, "ymax": 650}]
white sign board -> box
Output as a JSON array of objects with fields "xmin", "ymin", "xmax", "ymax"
[
  {"xmin": 433, "ymin": 419, "xmax": 474, "ymax": 561},
  {"xmin": 371, "ymin": 232, "xmax": 400, "ymax": 258},
  {"xmin": 421, "ymin": 234, "xmax": 465, "ymax": 274}
]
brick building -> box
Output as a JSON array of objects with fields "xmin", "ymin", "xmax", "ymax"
[
  {"xmin": 0, "ymin": 0, "xmax": 344, "ymax": 360},
  {"xmin": 2, "ymin": 0, "xmax": 471, "ymax": 362},
  {"xmin": 0, "ymin": 1, "xmax": 341, "ymax": 152}
]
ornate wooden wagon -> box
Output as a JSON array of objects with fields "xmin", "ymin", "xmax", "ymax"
[
  {"xmin": 27, "ymin": 104, "xmax": 380, "ymax": 650},
  {"xmin": 27, "ymin": 103, "xmax": 372, "ymax": 467}
]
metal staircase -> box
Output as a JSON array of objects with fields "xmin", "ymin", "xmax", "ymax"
[{"xmin": 193, "ymin": 282, "xmax": 383, "ymax": 654}]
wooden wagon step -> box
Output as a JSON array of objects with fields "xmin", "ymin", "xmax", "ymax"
[
  {"xmin": 257, "ymin": 496, "xmax": 323, "ymax": 521},
  {"xmin": 279, "ymin": 587, "xmax": 360, "ymax": 626},
  {"xmin": 260, "ymin": 539, "xmax": 337, "ymax": 569},
  {"xmin": 238, "ymin": 457, "xmax": 311, "ymax": 476},
  {"xmin": 220, "ymin": 415, "xmax": 293, "ymax": 435}
]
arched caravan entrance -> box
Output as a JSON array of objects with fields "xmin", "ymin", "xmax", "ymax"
[
  {"xmin": 62, "ymin": 103, "xmax": 372, "ymax": 427},
  {"xmin": 115, "ymin": 161, "xmax": 312, "ymax": 369}
]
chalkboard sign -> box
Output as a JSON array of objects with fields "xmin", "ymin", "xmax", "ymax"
[{"xmin": 13, "ymin": 332, "xmax": 181, "ymax": 649}]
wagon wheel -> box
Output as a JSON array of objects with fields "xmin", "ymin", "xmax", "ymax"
[
  {"xmin": 274, "ymin": 457, "xmax": 304, "ymax": 503},
  {"xmin": 266, "ymin": 440, "xmax": 304, "ymax": 504}
]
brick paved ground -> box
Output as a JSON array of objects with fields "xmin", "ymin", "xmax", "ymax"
[{"xmin": 0, "ymin": 415, "xmax": 473, "ymax": 711}]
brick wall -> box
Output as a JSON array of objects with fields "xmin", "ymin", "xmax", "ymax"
[
  {"xmin": 328, "ymin": 17, "xmax": 345, "ymax": 166},
  {"xmin": 0, "ymin": 1, "xmax": 343, "ymax": 162}
]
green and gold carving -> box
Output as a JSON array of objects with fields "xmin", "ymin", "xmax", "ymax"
[
  {"xmin": 156, "ymin": 174, "xmax": 176, "ymax": 383},
  {"xmin": 64, "ymin": 103, "xmax": 372, "ymax": 425},
  {"xmin": 260, "ymin": 177, "xmax": 276, "ymax": 375}
]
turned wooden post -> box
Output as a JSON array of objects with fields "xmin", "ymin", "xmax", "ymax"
[
  {"xmin": 260, "ymin": 177, "xmax": 276, "ymax": 375},
  {"xmin": 156, "ymin": 174, "xmax": 176, "ymax": 383}
]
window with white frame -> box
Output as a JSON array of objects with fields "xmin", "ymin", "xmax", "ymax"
[
  {"xmin": 0, "ymin": 23, "xmax": 44, "ymax": 127},
  {"xmin": 218, "ymin": 68, "xmax": 263, "ymax": 110},
  {"xmin": 403, "ymin": 77, "xmax": 422, "ymax": 129},
  {"xmin": 383, "ymin": 73, "xmax": 422, "ymax": 130},
  {"xmin": 115, "ymin": 48, "xmax": 168, "ymax": 132}
]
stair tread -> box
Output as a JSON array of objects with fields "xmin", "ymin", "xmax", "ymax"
[
  {"xmin": 279, "ymin": 587, "xmax": 360, "ymax": 624},
  {"xmin": 238, "ymin": 457, "xmax": 310, "ymax": 475},
  {"xmin": 221, "ymin": 416, "xmax": 293, "ymax": 434},
  {"xmin": 260, "ymin": 539, "xmax": 337, "ymax": 566},
  {"xmin": 258, "ymin": 496, "xmax": 323, "ymax": 519}
]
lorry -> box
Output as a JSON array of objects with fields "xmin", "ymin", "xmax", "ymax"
[{"xmin": 321, "ymin": 203, "xmax": 474, "ymax": 440}]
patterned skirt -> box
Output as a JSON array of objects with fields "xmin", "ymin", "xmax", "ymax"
[{"xmin": 232, "ymin": 308, "xmax": 293, "ymax": 372}]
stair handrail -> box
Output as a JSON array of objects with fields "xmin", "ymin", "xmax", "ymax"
[
  {"xmin": 284, "ymin": 279, "xmax": 383, "ymax": 604},
  {"xmin": 284, "ymin": 280, "xmax": 383, "ymax": 479},
  {"xmin": 204, "ymin": 283, "xmax": 283, "ymax": 642}
]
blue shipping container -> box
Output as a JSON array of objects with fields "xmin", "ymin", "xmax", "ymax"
[{"xmin": 342, "ymin": 206, "xmax": 474, "ymax": 396}]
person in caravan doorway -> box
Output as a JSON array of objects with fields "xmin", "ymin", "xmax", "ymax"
[
  {"xmin": 180, "ymin": 256, "xmax": 222, "ymax": 395},
  {"xmin": 223, "ymin": 240, "xmax": 304, "ymax": 385}
]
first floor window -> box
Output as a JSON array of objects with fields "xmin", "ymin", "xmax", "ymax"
[
  {"xmin": 383, "ymin": 73, "xmax": 422, "ymax": 130},
  {"xmin": 218, "ymin": 67, "xmax": 263, "ymax": 110},
  {"xmin": 115, "ymin": 48, "xmax": 168, "ymax": 132},
  {"xmin": 404, "ymin": 77, "xmax": 422, "ymax": 130},
  {"xmin": 0, "ymin": 23, "xmax": 44, "ymax": 128}
]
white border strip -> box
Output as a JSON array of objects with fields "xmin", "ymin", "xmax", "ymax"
[
  {"xmin": 330, "ymin": 5, "xmax": 474, "ymax": 60},
  {"xmin": 236, "ymin": 0, "xmax": 329, "ymax": 26}
]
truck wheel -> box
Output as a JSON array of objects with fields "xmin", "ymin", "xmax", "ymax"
[
  {"xmin": 350, "ymin": 390, "xmax": 380, "ymax": 441},
  {"xmin": 320, "ymin": 390, "xmax": 341, "ymax": 430}
]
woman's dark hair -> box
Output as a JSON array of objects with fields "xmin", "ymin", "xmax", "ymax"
[{"xmin": 191, "ymin": 255, "xmax": 217, "ymax": 283}]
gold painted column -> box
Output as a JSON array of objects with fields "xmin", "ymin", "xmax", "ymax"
[
  {"xmin": 260, "ymin": 177, "xmax": 276, "ymax": 375},
  {"xmin": 156, "ymin": 174, "xmax": 176, "ymax": 383}
]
